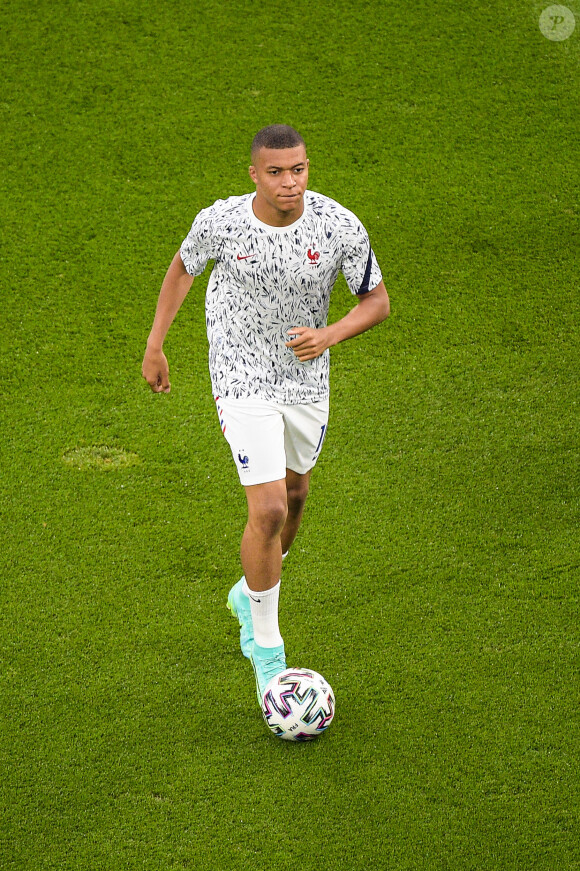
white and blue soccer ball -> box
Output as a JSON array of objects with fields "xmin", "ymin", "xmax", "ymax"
[{"xmin": 262, "ymin": 668, "xmax": 335, "ymax": 741}]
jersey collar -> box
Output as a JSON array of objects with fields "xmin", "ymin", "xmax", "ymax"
[{"xmin": 247, "ymin": 191, "xmax": 309, "ymax": 233}]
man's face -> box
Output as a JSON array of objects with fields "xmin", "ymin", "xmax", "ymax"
[{"xmin": 249, "ymin": 145, "xmax": 309, "ymax": 222}]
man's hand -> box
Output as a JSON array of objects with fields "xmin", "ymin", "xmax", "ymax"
[
  {"xmin": 285, "ymin": 327, "xmax": 333, "ymax": 362},
  {"xmin": 142, "ymin": 346, "xmax": 171, "ymax": 393},
  {"xmin": 286, "ymin": 283, "xmax": 390, "ymax": 362}
]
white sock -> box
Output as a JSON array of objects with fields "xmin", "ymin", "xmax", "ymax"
[{"xmin": 245, "ymin": 580, "xmax": 283, "ymax": 648}]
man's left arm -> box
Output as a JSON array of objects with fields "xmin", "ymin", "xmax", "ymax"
[{"xmin": 286, "ymin": 281, "xmax": 390, "ymax": 362}]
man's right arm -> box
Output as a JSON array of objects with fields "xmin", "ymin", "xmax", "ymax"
[{"xmin": 142, "ymin": 250, "xmax": 194, "ymax": 393}]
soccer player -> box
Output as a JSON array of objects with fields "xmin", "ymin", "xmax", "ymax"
[{"xmin": 142, "ymin": 125, "xmax": 389, "ymax": 704}]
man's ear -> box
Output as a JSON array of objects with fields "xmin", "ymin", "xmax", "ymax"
[{"xmin": 248, "ymin": 164, "xmax": 257, "ymax": 184}]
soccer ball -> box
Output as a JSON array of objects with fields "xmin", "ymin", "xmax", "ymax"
[{"xmin": 262, "ymin": 668, "xmax": 335, "ymax": 741}]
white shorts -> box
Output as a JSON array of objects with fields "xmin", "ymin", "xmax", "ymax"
[{"xmin": 215, "ymin": 396, "xmax": 330, "ymax": 486}]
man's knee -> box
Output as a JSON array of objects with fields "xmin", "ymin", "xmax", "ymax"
[
  {"xmin": 250, "ymin": 500, "xmax": 288, "ymax": 538},
  {"xmin": 286, "ymin": 471, "xmax": 310, "ymax": 513},
  {"xmin": 246, "ymin": 482, "xmax": 288, "ymax": 538}
]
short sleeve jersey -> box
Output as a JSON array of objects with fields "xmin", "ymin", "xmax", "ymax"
[{"xmin": 180, "ymin": 190, "xmax": 383, "ymax": 404}]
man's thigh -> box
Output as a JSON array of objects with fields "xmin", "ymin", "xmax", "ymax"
[
  {"xmin": 282, "ymin": 399, "xmax": 329, "ymax": 475},
  {"xmin": 215, "ymin": 396, "xmax": 286, "ymax": 485}
]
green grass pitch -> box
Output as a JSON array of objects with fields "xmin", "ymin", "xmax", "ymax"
[{"xmin": 1, "ymin": 0, "xmax": 579, "ymax": 868}]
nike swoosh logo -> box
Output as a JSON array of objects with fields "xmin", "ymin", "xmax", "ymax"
[
  {"xmin": 249, "ymin": 595, "xmax": 262, "ymax": 603},
  {"xmin": 237, "ymin": 253, "xmax": 257, "ymax": 261}
]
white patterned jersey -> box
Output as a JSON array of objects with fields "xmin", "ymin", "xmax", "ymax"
[{"xmin": 180, "ymin": 190, "xmax": 383, "ymax": 404}]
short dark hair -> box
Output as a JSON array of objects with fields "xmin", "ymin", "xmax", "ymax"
[{"xmin": 251, "ymin": 124, "xmax": 306, "ymax": 158}]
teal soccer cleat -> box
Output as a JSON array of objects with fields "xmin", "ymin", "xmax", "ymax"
[
  {"xmin": 227, "ymin": 578, "xmax": 254, "ymax": 659},
  {"xmin": 250, "ymin": 642, "xmax": 287, "ymax": 704}
]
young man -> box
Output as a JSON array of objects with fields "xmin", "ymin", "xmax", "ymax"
[{"xmin": 142, "ymin": 125, "xmax": 389, "ymax": 705}]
